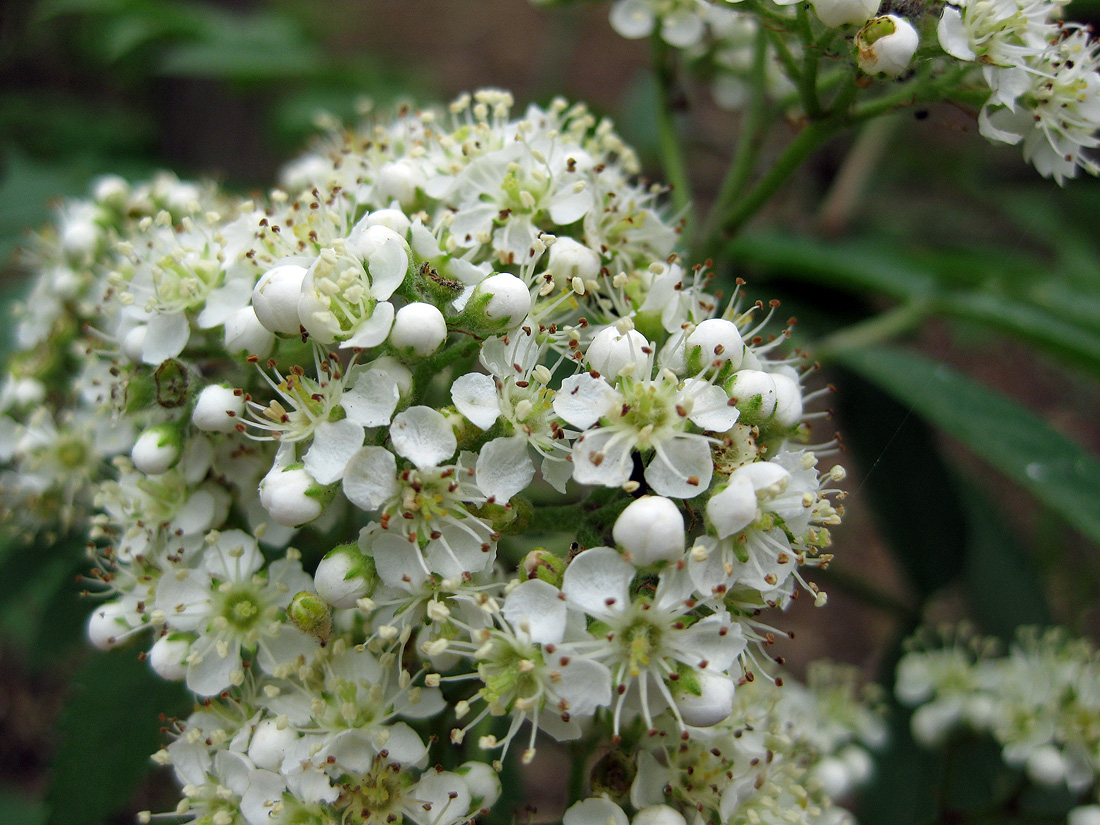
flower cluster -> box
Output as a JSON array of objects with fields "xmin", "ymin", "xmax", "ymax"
[
  {"xmin": 1, "ymin": 90, "xmax": 861, "ymax": 824},
  {"xmin": 561, "ymin": 0, "xmax": 1100, "ymax": 183},
  {"xmin": 896, "ymin": 625, "xmax": 1100, "ymax": 821}
]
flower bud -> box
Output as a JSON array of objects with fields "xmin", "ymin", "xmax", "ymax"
[
  {"xmin": 464, "ymin": 273, "xmax": 531, "ymax": 332},
  {"xmin": 252, "ymin": 262, "xmax": 307, "ymax": 335},
  {"xmin": 457, "ymin": 761, "xmax": 502, "ymax": 810},
  {"xmin": 132, "ymin": 422, "xmax": 183, "ymax": 475},
  {"xmin": 361, "ymin": 208, "xmax": 412, "ymax": 236},
  {"xmin": 810, "ymin": 0, "xmax": 879, "ymax": 27},
  {"xmin": 249, "ymin": 718, "xmax": 298, "ymax": 772},
  {"xmin": 613, "ymin": 496, "xmax": 685, "ymax": 566},
  {"xmin": 149, "ymin": 633, "xmax": 191, "ymax": 681},
  {"xmin": 376, "ymin": 159, "xmax": 426, "ymax": 210},
  {"xmin": 87, "ymin": 600, "xmax": 131, "ymax": 650},
  {"xmin": 389, "ymin": 302, "xmax": 448, "ymax": 358},
  {"xmin": 685, "ymin": 318, "xmax": 744, "ymax": 377},
  {"xmin": 673, "ymin": 668, "xmax": 736, "ymax": 727},
  {"xmin": 857, "ymin": 15, "xmax": 919, "ymax": 77},
  {"xmin": 224, "ymin": 305, "xmax": 275, "ymax": 358},
  {"xmin": 92, "ymin": 174, "xmax": 130, "ymax": 207},
  {"xmin": 522, "ymin": 547, "xmax": 568, "ymax": 587},
  {"xmin": 315, "ymin": 543, "xmax": 379, "ymax": 608},
  {"xmin": 192, "ymin": 385, "xmax": 245, "ymax": 433},
  {"xmin": 812, "ymin": 757, "xmax": 853, "ymax": 799},
  {"xmin": 547, "ymin": 237, "xmax": 601, "ymax": 288},
  {"xmin": 770, "ymin": 372, "xmax": 804, "ymax": 430},
  {"xmin": 587, "ymin": 326, "xmax": 651, "ymax": 380},
  {"xmin": 633, "ymin": 805, "xmax": 687, "ymax": 825},
  {"xmin": 725, "ymin": 369, "xmax": 778, "ymax": 423},
  {"xmin": 287, "ymin": 591, "xmax": 333, "ymax": 644},
  {"xmin": 258, "ymin": 463, "xmax": 334, "ymax": 527}
]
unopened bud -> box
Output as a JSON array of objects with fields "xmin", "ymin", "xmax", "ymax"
[
  {"xmin": 464, "ymin": 273, "xmax": 531, "ymax": 332},
  {"xmin": 287, "ymin": 591, "xmax": 333, "ymax": 644},
  {"xmin": 613, "ymin": 496, "xmax": 685, "ymax": 566},
  {"xmin": 258, "ymin": 463, "xmax": 334, "ymax": 527},
  {"xmin": 586, "ymin": 326, "xmax": 651, "ymax": 380},
  {"xmin": 315, "ymin": 543, "xmax": 379, "ymax": 608},
  {"xmin": 224, "ymin": 305, "xmax": 275, "ymax": 358},
  {"xmin": 810, "ymin": 0, "xmax": 880, "ymax": 27},
  {"xmin": 149, "ymin": 633, "xmax": 191, "ymax": 680},
  {"xmin": 132, "ymin": 422, "xmax": 183, "ymax": 475},
  {"xmin": 192, "ymin": 384, "xmax": 245, "ymax": 433},
  {"xmin": 252, "ymin": 262, "xmax": 307, "ymax": 335},
  {"xmin": 389, "ymin": 302, "xmax": 448, "ymax": 358}
]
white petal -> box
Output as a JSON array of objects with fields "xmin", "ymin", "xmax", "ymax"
[
  {"xmin": 203, "ymin": 529, "xmax": 264, "ymax": 581},
  {"xmin": 186, "ymin": 634, "xmax": 240, "ymax": 696},
  {"xmin": 553, "ymin": 373, "xmax": 617, "ymax": 429},
  {"xmin": 390, "ymin": 406, "xmax": 457, "ymax": 469},
  {"xmin": 241, "ymin": 769, "xmax": 287, "ymax": 825},
  {"xmin": 343, "ymin": 364, "xmax": 403, "ymax": 428},
  {"xmin": 451, "ymin": 372, "xmax": 501, "ymax": 430},
  {"xmin": 548, "ymin": 185, "xmax": 593, "ymax": 225},
  {"xmin": 142, "ymin": 311, "xmax": 190, "ymax": 363},
  {"xmin": 342, "ymin": 446, "xmax": 398, "ymax": 511},
  {"xmin": 372, "ymin": 530, "xmax": 428, "ymax": 589},
  {"xmin": 645, "ymin": 436, "xmax": 712, "ymax": 498},
  {"xmin": 541, "ymin": 454, "xmax": 573, "ymax": 493},
  {"xmin": 366, "ymin": 236, "xmax": 409, "ymax": 300},
  {"xmin": 425, "ymin": 520, "xmax": 495, "ymax": 577},
  {"xmin": 682, "ymin": 379, "xmax": 739, "ymax": 432},
  {"xmin": 476, "ymin": 436, "xmax": 534, "ymax": 502},
  {"xmin": 342, "ymin": 300, "xmax": 395, "ymax": 349},
  {"xmin": 562, "ymin": 546, "xmax": 633, "ymax": 618},
  {"xmin": 571, "ymin": 429, "xmax": 634, "ymax": 488},
  {"xmin": 503, "ymin": 579, "xmax": 567, "ymax": 645},
  {"xmin": 937, "ymin": 7, "xmax": 975, "ymax": 61},
  {"xmin": 551, "ymin": 655, "xmax": 613, "ymax": 716},
  {"xmin": 303, "ymin": 418, "xmax": 365, "ymax": 484},
  {"xmin": 674, "ymin": 613, "xmax": 745, "ymax": 672},
  {"xmin": 414, "ymin": 772, "xmax": 472, "ymax": 825},
  {"xmin": 706, "ymin": 475, "xmax": 757, "ymax": 538}
]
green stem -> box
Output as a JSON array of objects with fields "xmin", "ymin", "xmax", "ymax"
[
  {"xmin": 651, "ymin": 35, "xmax": 694, "ymax": 242},
  {"xmin": 795, "ymin": 3, "xmax": 824, "ymax": 118},
  {"xmin": 698, "ymin": 27, "xmax": 771, "ymax": 261},
  {"xmin": 567, "ymin": 740, "xmax": 589, "ymax": 805},
  {"xmin": 714, "ymin": 116, "xmax": 845, "ymax": 240},
  {"xmin": 812, "ymin": 299, "xmax": 932, "ymax": 362}
]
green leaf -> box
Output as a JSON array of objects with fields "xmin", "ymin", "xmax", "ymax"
[
  {"xmin": 729, "ymin": 233, "xmax": 1100, "ymax": 377},
  {"xmin": 838, "ymin": 345, "xmax": 1100, "ymax": 549},
  {"xmin": 0, "ymin": 787, "xmax": 47, "ymax": 825},
  {"xmin": 832, "ymin": 368, "xmax": 969, "ymax": 597},
  {"xmin": 957, "ymin": 481, "xmax": 1051, "ymax": 640},
  {"xmin": 45, "ymin": 649, "xmax": 190, "ymax": 825}
]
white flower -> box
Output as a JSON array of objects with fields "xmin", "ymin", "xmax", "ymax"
[
  {"xmin": 857, "ymin": 15, "xmax": 920, "ymax": 76},
  {"xmin": 555, "ymin": 365, "xmax": 736, "ymax": 498},
  {"xmin": 153, "ymin": 529, "xmax": 317, "ymax": 694},
  {"xmin": 562, "ymin": 547, "xmax": 746, "ymax": 731},
  {"xmin": 979, "ymin": 30, "xmax": 1100, "ymax": 184}
]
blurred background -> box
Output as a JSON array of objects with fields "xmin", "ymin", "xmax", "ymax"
[{"xmin": 2, "ymin": 1, "xmax": 1100, "ymax": 823}]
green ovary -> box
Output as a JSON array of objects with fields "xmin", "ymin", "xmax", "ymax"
[{"xmin": 220, "ymin": 588, "xmax": 264, "ymax": 631}]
